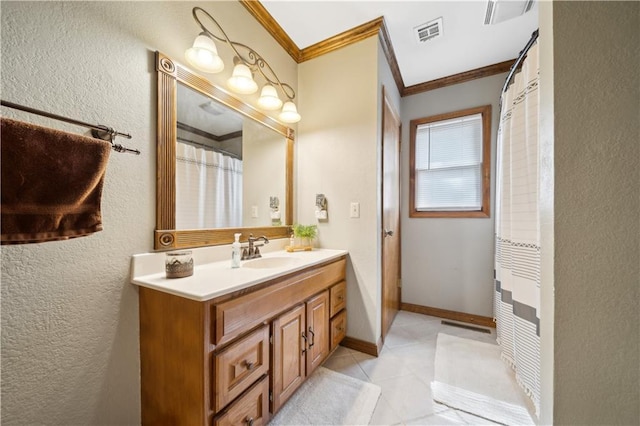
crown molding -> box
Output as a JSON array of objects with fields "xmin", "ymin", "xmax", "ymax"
[
  {"xmin": 377, "ymin": 18, "xmax": 405, "ymax": 95},
  {"xmin": 402, "ymin": 59, "xmax": 516, "ymax": 97},
  {"xmin": 240, "ymin": 0, "xmax": 515, "ymax": 97},
  {"xmin": 298, "ymin": 17, "xmax": 383, "ymax": 62},
  {"xmin": 239, "ymin": 0, "xmax": 301, "ymax": 62}
]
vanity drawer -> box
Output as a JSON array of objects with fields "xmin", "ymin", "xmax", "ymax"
[
  {"xmin": 213, "ymin": 325, "xmax": 270, "ymax": 412},
  {"xmin": 329, "ymin": 280, "xmax": 346, "ymax": 317},
  {"xmin": 213, "ymin": 258, "xmax": 346, "ymax": 346},
  {"xmin": 213, "ymin": 375, "xmax": 269, "ymax": 426},
  {"xmin": 330, "ymin": 310, "xmax": 347, "ymax": 351}
]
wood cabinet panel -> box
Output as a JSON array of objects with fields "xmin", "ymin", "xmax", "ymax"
[
  {"xmin": 214, "ymin": 376, "xmax": 269, "ymax": 426},
  {"xmin": 214, "ymin": 325, "xmax": 269, "ymax": 412},
  {"xmin": 271, "ymin": 304, "xmax": 306, "ymax": 413},
  {"xmin": 330, "ymin": 310, "xmax": 347, "ymax": 351},
  {"xmin": 213, "ymin": 258, "xmax": 345, "ymax": 346},
  {"xmin": 329, "ymin": 280, "xmax": 347, "ymax": 317},
  {"xmin": 306, "ymin": 291, "xmax": 329, "ymax": 374},
  {"xmin": 139, "ymin": 287, "xmax": 209, "ymax": 425}
]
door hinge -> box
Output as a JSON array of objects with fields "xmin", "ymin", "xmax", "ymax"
[
  {"xmin": 397, "ymin": 278, "xmax": 402, "ymax": 288},
  {"xmin": 269, "ymin": 391, "xmax": 273, "ymax": 402}
]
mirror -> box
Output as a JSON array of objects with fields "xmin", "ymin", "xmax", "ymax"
[{"xmin": 155, "ymin": 51, "xmax": 293, "ymax": 250}]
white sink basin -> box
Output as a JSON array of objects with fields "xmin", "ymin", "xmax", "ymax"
[{"xmin": 243, "ymin": 256, "xmax": 301, "ymax": 269}]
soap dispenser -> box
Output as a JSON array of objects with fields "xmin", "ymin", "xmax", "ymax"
[{"xmin": 231, "ymin": 233, "xmax": 242, "ymax": 268}]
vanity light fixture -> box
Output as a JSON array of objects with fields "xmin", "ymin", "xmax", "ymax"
[
  {"xmin": 185, "ymin": 7, "xmax": 301, "ymax": 123},
  {"xmin": 257, "ymin": 84, "xmax": 283, "ymax": 110}
]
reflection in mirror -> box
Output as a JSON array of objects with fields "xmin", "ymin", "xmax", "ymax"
[
  {"xmin": 155, "ymin": 51, "xmax": 293, "ymax": 250},
  {"xmin": 175, "ymin": 84, "xmax": 286, "ymax": 229}
]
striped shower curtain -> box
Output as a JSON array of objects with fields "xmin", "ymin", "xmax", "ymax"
[{"xmin": 494, "ymin": 41, "xmax": 540, "ymax": 415}]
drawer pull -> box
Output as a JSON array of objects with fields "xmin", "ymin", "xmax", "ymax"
[
  {"xmin": 308, "ymin": 327, "xmax": 315, "ymax": 348},
  {"xmin": 245, "ymin": 360, "xmax": 255, "ymax": 370},
  {"xmin": 338, "ymin": 295, "xmax": 344, "ymax": 300},
  {"xmin": 245, "ymin": 417, "xmax": 254, "ymax": 426}
]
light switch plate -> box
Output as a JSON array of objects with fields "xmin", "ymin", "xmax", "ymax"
[
  {"xmin": 251, "ymin": 205, "xmax": 258, "ymax": 218},
  {"xmin": 350, "ymin": 202, "xmax": 360, "ymax": 218}
]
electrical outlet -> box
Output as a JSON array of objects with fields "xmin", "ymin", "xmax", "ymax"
[{"xmin": 350, "ymin": 202, "xmax": 360, "ymax": 218}]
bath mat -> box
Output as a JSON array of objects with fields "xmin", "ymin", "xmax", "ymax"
[
  {"xmin": 432, "ymin": 333, "xmax": 534, "ymax": 425},
  {"xmin": 268, "ymin": 366, "xmax": 381, "ymax": 425}
]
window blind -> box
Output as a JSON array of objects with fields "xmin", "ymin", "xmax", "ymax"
[{"xmin": 414, "ymin": 113, "xmax": 483, "ymax": 211}]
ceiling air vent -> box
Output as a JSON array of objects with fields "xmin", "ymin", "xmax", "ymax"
[{"xmin": 414, "ymin": 17, "xmax": 443, "ymax": 44}]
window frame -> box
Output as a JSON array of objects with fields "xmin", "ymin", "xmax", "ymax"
[{"xmin": 409, "ymin": 105, "xmax": 492, "ymax": 218}]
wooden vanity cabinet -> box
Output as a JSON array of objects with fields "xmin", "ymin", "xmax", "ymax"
[{"xmin": 139, "ymin": 256, "xmax": 347, "ymax": 425}]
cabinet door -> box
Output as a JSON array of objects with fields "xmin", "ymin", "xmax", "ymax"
[
  {"xmin": 306, "ymin": 290, "xmax": 329, "ymax": 375},
  {"xmin": 271, "ymin": 304, "xmax": 306, "ymax": 413}
]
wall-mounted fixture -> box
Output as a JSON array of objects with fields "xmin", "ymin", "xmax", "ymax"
[
  {"xmin": 315, "ymin": 193, "xmax": 328, "ymax": 221},
  {"xmin": 270, "ymin": 196, "xmax": 281, "ymax": 226},
  {"xmin": 185, "ymin": 7, "xmax": 301, "ymax": 123}
]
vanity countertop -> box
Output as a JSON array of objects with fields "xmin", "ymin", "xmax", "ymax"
[{"xmin": 131, "ymin": 248, "xmax": 348, "ymax": 302}]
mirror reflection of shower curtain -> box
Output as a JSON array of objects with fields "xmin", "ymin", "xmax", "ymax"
[
  {"xmin": 175, "ymin": 142, "xmax": 242, "ymax": 229},
  {"xmin": 494, "ymin": 41, "xmax": 540, "ymax": 416}
]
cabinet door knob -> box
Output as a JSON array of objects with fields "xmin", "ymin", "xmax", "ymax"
[
  {"xmin": 245, "ymin": 417, "xmax": 254, "ymax": 426},
  {"xmin": 384, "ymin": 229, "xmax": 394, "ymax": 237},
  {"xmin": 244, "ymin": 360, "xmax": 254, "ymax": 370}
]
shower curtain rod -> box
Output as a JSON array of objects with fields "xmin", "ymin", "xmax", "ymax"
[
  {"xmin": 177, "ymin": 136, "xmax": 242, "ymax": 160},
  {"xmin": 501, "ymin": 29, "xmax": 539, "ymax": 94},
  {"xmin": 0, "ymin": 99, "xmax": 140, "ymax": 155}
]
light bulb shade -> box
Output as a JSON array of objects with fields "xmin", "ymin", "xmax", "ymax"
[
  {"xmin": 185, "ymin": 33, "xmax": 224, "ymax": 73},
  {"xmin": 227, "ymin": 63, "xmax": 258, "ymax": 95},
  {"xmin": 257, "ymin": 84, "xmax": 283, "ymax": 110},
  {"xmin": 279, "ymin": 101, "xmax": 301, "ymax": 123}
]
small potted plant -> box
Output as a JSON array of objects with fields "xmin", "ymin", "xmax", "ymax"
[{"xmin": 291, "ymin": 223, "xmax": 318, "ymax": 250}]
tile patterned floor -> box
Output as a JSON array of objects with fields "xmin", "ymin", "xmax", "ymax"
[{"xmin": 321, "ymin": 311, "xmax": 501, "ymax": 425}]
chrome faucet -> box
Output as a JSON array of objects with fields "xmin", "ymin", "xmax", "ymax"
[{"xmin": 241, "ymin": 234, "xmax": 269, "ymax": 260}]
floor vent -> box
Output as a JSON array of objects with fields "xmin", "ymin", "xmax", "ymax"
[
  {"xmin": 441, "ymin": 320, "xmax": 491, "ymax": 334},
  {"xmin": 414, "ymin": 17, "xmax": 443, "ymax": 44}
]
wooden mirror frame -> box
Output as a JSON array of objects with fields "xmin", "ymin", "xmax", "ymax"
[{"xmin": 155, "ymin": 51, "xmax": 294, "ymax": 250}]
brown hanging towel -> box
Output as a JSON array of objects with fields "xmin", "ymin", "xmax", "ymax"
[{"xmin": 1, "ymin": 117, "xmax": 111, "ymax": 244}]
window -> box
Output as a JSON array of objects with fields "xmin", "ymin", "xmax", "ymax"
[{"xmin": 410, "ymin": 105, "xmax": 491, "ymax": 218}]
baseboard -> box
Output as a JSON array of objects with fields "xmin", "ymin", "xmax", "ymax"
[
  {"xmin": 400, "ymin": 303, "xmax": 495, "ymax": 328},
  {"xmin": 341, "ymin": 336, "xmax": 383, "ymax": 357}
]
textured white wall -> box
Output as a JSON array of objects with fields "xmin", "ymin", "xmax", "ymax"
[
  {"xmin": 547, "ymin": 2, "xmax": 639, "ymax": 423},
  {"xmin": 297, "ymin": 37, "xmax": 380, "ymax": 343},
  {"xmin": 0, "ymin": 2, "xmax": 296, "ymax": 424},
  {"xmin": 400, "ymin": 73, "xmax": 505, "ymax": 317}
]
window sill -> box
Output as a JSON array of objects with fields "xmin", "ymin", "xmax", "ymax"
[{"xmin": 409, "ymin": 209, "xmax": 490, "ymax": 218}]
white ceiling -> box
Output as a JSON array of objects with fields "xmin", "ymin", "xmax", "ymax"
[{"xmin": 260, "ymin": 1, "xmax": 539, "ymax": 86}]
